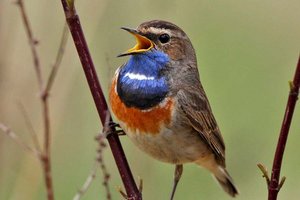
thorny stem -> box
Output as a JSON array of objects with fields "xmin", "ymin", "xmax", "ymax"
[
  {"xmin": 60, "ymin": 1, "xmax": 141, "ymax": 199},
  {"xmin": 268, "ymin": 56, "xmax": 300, "ymax": 200}
]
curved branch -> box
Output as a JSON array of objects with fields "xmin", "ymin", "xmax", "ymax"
[{"xmin": 59, "ymin": 1, "xmax": 142, "ymax": 199}]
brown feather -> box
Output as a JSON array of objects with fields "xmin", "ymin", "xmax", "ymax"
[{"xmin": 175, "ymin": 75, "xmax": 226, "ymax": 166}]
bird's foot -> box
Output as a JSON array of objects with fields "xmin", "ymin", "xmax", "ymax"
[
  {"xmin": 101, "ymin": 121, "xmax": 126, "ymax": 138},
  {"xmin": 108, "ymin": 121, "xmax": 121, "ymax": 129}
]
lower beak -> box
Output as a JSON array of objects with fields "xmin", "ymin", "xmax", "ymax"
[{"xmin": 118, "ymin": 27, "xmax": 154, "ymax": 57}]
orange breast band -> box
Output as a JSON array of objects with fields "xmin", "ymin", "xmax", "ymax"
[{"xmin": 109, "ymin": 79, "xmax": 174, "ymax": 135}]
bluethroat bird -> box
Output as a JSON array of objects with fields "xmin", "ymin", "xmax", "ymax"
[{"xmin": 109, "ymin": 20, "xmax": 238, "ymax": 199}]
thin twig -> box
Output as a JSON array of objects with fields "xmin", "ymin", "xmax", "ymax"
[
  {"xmin": 39, "ymin": 16, "xmax": 69, "ymax": 200},
  {"xmin": 18, "ymin": 0, "xmax": 54, "ymax": 197},
  {"xmin": 96, "ymin": 133, "xmax": 112, "ymax": 200},
  {"xmin": 257, "ymin": 163, "xmax": 270, "ymax": 185},
  {"xmin": 268, "ymin": 56, "xmax": 300, "ymax": 200},
  {"xmin": 17, "ymin": 102, "xmax": 41, "ymax": 152},
  {"xmin": 118, "ymin": 187, "xmax": 128, "ymax": 200},
  {"xmin": 14, "ymin": 0, "xmax": 69, "ymax": 199},
  {"xmin": 73, "ymin": 162, "xmax": 99, "ymax": 200},
  {"xmin": 41, "ymin": 98, "xmax": 53, "ymax": 200},
  {"xmin": 0, "ymin": 123, "xmax": 41, "ymax": 158},
  {"xmin": 45, "ymin": 23, "xmax": 69, "ymax": 93},
  {"xmin": 16, "ymin": 1, "xmax": 71, "ymax": 199},
  {"xmin": 73, "ymin": 133, "xmax": 112, "ymax": 200},
  {"xmin": 16, "ymin": 0, "xmax": 43, "ymax": 90},
  {"xmin": 60, "ymin": 1, "xmax": 141, "ymax": 199}
]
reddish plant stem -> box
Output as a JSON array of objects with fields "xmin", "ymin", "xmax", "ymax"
[
  {"xmin": 17, "ymin": 0, "xmax": 55, "ymax": 199},
  {"xmin": 41, "ymin": 153, "xmax": 54, "ymax": 200},
  {"xmin": 17, "ymin": 0, "xmax": 43, "ymax": 90},
  {"xmin": 268, "ymin": 56, "xmax": 300, "ymax": 200},
  {"xmin": 60, "ymin": 1, "xmax": 141, "ymax": 199},
  {"xmin": 38, "ymin": 28, "xmax": 69, "ymax": 199},
  {"xmin": 41, "ymin": 97, "xmax": 54, "ymax": 200}
]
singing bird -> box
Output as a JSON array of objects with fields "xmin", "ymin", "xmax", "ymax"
[{"xmin": 109, "ymin": 20, "xmax": 238, "ymax": 199}]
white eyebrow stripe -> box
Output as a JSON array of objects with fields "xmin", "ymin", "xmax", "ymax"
[
  {"xmin": 147, "ymin": 27, "xmax": 172, "ymax": 35},
  {"xmin": 124, "ymin": 72, "xmax": 155, "ymax": 80}
]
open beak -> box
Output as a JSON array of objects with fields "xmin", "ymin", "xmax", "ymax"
[{"xmin": 118, "ymin": 27, "xmax": 154, "ymax": 57}]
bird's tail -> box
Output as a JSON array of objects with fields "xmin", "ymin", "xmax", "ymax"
[{"xmin": 213, "ymin": 166, "xmax": 239, "ymax": 197}]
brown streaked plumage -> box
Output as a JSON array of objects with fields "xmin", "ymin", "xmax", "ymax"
[{"xmin": 109, "ymin": 20, "xmax": 238, "ymax": 199}]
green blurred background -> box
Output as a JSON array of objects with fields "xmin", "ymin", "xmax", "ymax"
[{"xmin": 1, "ymin": 0, "xmax": 300, "ymax": 199}]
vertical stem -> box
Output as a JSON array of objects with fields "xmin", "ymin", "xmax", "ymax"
[
  {"xmin": 60, "ymin": 1, "xmax": 141, "ymax": 199},
  {"xmin": 17, "ymin": 0, "xmax": 55, "ymax": 199},
  {"xmin": 268, "ymin": 56, "xmax": 300, "ymax": 200},
  {"xmin": 42, "ymin": 97, "xmax": 54, "ymax": 200},
  {"xmin": 42, "ymin": 153, "xmax": 54, "ymax": 200}
]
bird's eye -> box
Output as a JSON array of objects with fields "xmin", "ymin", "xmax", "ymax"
[{"xmin": 158, "ymin": 33, "xmax": 170, "ymax": 44}]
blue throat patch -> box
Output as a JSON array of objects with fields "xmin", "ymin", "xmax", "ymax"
[{"xmin": 117, "ymin": 50, "xmax": 170, "ymax": 109}]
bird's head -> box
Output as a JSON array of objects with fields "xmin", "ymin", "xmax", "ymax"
[{"xmin": 118, "ymin": 20, "xmax": 196, "ymax": 63}]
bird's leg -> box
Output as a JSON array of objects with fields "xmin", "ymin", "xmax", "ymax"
[
  {"xmin": 170, "ymin": 164, "xmax": 183, "ymax": 200},
  {"xmin": 108, "ymin": 121, "xmax": 126, "ymax": 136},
  {"xmin": 108, "ymin": 121, "xmax": 121, "ymax": 129},
  {"xmin": 102, "ymin": 121, "xmax": 126, "ymax": 138}
]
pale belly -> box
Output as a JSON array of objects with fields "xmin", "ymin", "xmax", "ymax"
[
  {"xmin": 121, "ymin": 122, "xmax": 211, "ymax": 164},
  {"xmin": 110, "ymin": 82, "xmax": 213, "ymax": 165}
]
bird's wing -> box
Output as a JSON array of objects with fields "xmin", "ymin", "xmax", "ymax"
[{"xmin": 177, "ymin": 83, "xmax": 226, "ymax": 166}]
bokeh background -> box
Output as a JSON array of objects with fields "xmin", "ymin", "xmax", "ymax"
[{"xmin": 1, "ymin": 0, "xmax": 300, "ymax": 199}]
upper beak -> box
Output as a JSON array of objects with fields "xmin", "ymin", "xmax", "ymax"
[{"xmin": 118, "ymin": 27, "xmax": 154, "ymax": 57}]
